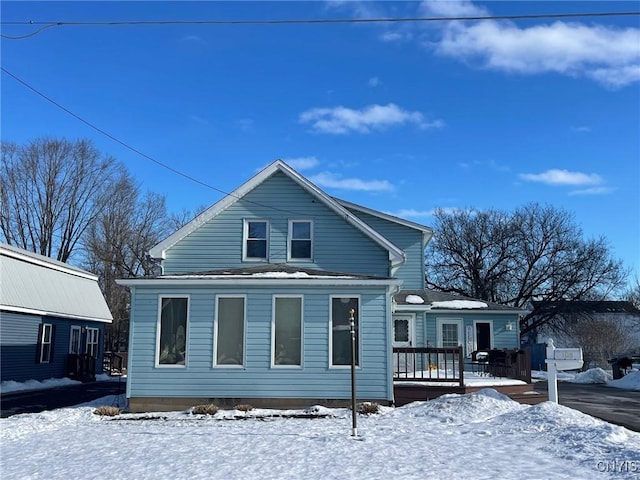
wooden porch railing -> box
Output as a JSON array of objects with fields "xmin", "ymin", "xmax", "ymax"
[
  {"xmin": 67, "ymin": 354, "xmax": 96, "ymax": 382},
  {"xmin": 103, "ymin": 351, "xmax": 126, "ymax": 376},
  {"xmin": 393, "ymin": 346, "xmax": 464, "ymax": 387}
]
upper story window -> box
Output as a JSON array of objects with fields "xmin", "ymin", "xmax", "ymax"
[
  {"xmin": 243, "ymin": 219, "xmax": 269, "ymax": 261},
  {"xmin": 288, "ymin": 220, "xmax": 313, "ymax": 261}
]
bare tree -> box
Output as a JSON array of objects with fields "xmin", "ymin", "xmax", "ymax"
[
  {"xmin": 425, "ymin": 203, "xmax": 628, "ymax": 335},
  {"xmin": 84, "ymin": 171, "xmax": 170, "ymax": 351},
  {"xmin": 1, "ymin": 138, "xmax": 118, "ymax": 262},
  {"xmin": 564, "ymin": 315, "xmax": 638, "ymax": 369}
]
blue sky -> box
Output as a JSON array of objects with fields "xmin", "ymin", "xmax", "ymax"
[{"xmin": 2, "ymin": 1, "xmax": 639, "ymax": 282}]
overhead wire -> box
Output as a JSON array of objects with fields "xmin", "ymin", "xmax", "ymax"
[
  {"xmin": 1, "ymin": 11, "xmax": 639, "ymax": 40},
  {"xmin": 0, "ymin": 66, "xmax": 309, "ymax": 216}
]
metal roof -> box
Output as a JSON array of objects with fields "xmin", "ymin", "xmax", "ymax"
[{"xmin": 0, "ymin": 244, "xmax": 113, "ymax": 323}]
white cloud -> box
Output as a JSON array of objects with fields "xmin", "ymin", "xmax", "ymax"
[
  {"xmin": 520, "ymin": 169, "xmax": 603, "ymax": 186},
  {"xmin": 309, "ymin": 172, "xmax": 394, "ymax": 192},
  {"xmin": 387, "ymin": 208, "xmax": 435, "ymax": 218},
  {"xmin": 431, "ymin": 17, "xmax": 640, "ymax": 88},
  {"xmin": 299, "ymin": 103, "xmax": 444, "ymax": 134},
  {"xmin": 281, "ymin": 156, "xmax": 320, "ymax": 171},
  {"xmin": 571, "ymin": 126, "xmax": 591, "ymax": 133},
  {"xmin": 420, "ymin": 0, "xmax": 488, "ymax": 17},
  {"xmin": 368, "ymin": 76, "xmax": 381, "ymax": 87},
  {"xmin": 569, "ymin": 186, "xmax": 614, "ymax": 196}
]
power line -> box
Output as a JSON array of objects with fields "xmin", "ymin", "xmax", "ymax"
[
  {"xmin": 1, "ymin": 11, "xmax": 638, "ymax": 39},
  {"xmin": 0, "ymin": 66, "xmax": 307, "ymax": 216}
]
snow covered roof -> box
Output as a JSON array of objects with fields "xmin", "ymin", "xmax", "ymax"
[
  {"xmin": 0, "ymin": 243, "xmax": 113, "ymax": 323},
  {"xmin": 394, "ymin": 289, "xmax": 526, "ymax": 313},
  {"xmin": 118, "ymin": 264, "xmax": 401, "ymax": 288},
  {"xmin": 149, "ymin": 160, "xmax": 405, "ymax": 268}
]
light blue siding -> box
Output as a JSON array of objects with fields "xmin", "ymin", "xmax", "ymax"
[
  {"xmin": 0, "ymin": 311, "xmax": 107, "ymax": 382},
  {"xmin": 127, "ymin": 285, "xmax": 393, "ymax": 401},
  {"xmin": 423, "ymin": 312, "xmax": 520, "ymax": 354},
  {"xmin": 344, "ymin": 208, "xmax": 426, "ymax": 289},
  {"xmin": 162, "ymin": 172, "xmax": 390, "ymax": 277}
]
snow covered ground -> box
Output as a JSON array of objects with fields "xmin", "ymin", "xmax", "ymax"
[{"xmin": 1, "ymin": 388, "xmax": 640, "ymax": 479}]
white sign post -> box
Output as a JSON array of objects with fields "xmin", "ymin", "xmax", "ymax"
[{"xmin": 545, "ymin": 339, "xmax": 583, "ymax": 403}]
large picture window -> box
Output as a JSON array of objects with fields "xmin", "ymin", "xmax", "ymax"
[
  {"xmin": 157, "ymin": 296, "xmax": 188, "ymax": 366},
  {"xmin": 215, "ymin": 296, "xmax": 245, "ymax": 366},
  {"xmin": 244, "ymin": 219, "xmax": 268, "ymax": 260},
  {"xmin": 330, "ymin": 297, "xmax": 359, "ymax": 366},
  {"xmin": 288, "ymin": 220, "xmax": 312, "ymax": 260},
  {"xmin": 272, "ymin": 296, "xmax": 302, "ymax": 366}
]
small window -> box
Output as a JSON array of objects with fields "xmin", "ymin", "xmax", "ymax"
[
  {"xmin": 86, "ymin": 328, "xmax": 100, "ymax": 357},
  {"xmin": 39, "ymin": 323, "xmax": 53, "ymax": 363},
  {"xmin": 69, "ymin": 326, "xmax": 81, "ymax": 354},
  {"xmin": 157, "ymin": 296, "xmax": 189, "ymax": 366},
  {"xmin": 272, "ymin": 296, "xmax": 302, "ymax": 367},
  {"xmin": 330, "ymin": 297, "xmax": 359, "ymax": 367},
  {"xmin": 288, "ymin": 220, "xmax": 312, "ymax": 260},
  {"xmin": 244, "ymin": 219, "xmax": 269, "ymax": 260},
  {"xmin": 215, "ymin": 296, "xmax": 245, "ymax": 366}
]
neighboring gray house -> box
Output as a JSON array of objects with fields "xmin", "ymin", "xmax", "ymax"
[
  {"xmin": 0, "ymin": 243, "xmax": 113, "ymax": 383},
  {"xmin": 118, "ymin": 160, "xmax": 523, "ymax": 412}
]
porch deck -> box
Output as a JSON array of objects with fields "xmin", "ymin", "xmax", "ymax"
[{"xmin": 392, "ymin": 347, "xmax": 547, "ymax": 406}]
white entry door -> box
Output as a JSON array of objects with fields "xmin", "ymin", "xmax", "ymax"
[
  {"xmin": 436, "ymin": 318, "xmax": 463, "ymax": 371},
  {"xmin": 393, "ymin": 314, "xmax": 415, "ymax": 375}
]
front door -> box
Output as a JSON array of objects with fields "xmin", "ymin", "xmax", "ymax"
[
  {"xmin": 436, "ymin": 318, "xmax": 463, "ymax": 370},
  {"xmin": 393, "ymin": 314, "xmax": 415, "ymax": 374}
]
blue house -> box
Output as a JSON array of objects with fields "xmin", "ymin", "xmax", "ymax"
[
  {"xmin": 118, "ymin": 160, "xmax": 523, "ymax": 412},
  {"xmin": 0, "ymin": 244, "xmax": 113, "ymax": 383}
]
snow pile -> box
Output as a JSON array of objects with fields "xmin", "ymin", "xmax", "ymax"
[
  {"xmin": 0, "ymin": 377, "xmax": 80, "ymax": 394},
  {"xmin": 608, "ymin": 371, "xmax": 640, "ymax": 391},
  {"xmin": 404, "ymin": 294, "xmax": 424, "ymax": 304},
  {"xmin": 431, "ymin": 300, "xmax": 488, "ymax": 309},
  {"xmin": 3, "ymin": 388, "xmax": 640, "ymax": 479},
  {"xmin": 390, "ymin": 388, "xmax": 526, "ymax": 424},
  {"xmin": 532, "ymin": 370, "xmax": 576, "ymax": 382},
  {"xmin": 1, "ymin": 374, "xmax": 114, "ymax": 394},
  {"xmin": 569, "ymin": 368, "xmax": 613, "ymax": 384}
]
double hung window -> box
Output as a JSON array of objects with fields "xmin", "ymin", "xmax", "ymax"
[
  {"xmin": 288, "ymin": 220, "xmax": 312, "ymax": 260},
  {"xmin": 244, "ymin": 219, "xmax": 268, "ymax": 260},
  {"xmin": 330, "ymin": 297, "xmax": 359, "ymax": 367}
]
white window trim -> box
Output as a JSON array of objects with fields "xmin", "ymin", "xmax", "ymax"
[
  {"xmin": 287, "ymin": 219, "xmax": 313, "ymax": 262},
  {"xmin": 271, "ymin": 295, "xmax": 304, "ymax": 369},
  {"xmin": 86, "ymin": 327, "xmax": 100, "ymax": 357},
  {"xmin": 436, "ymin": 317, "xmax": 464, "ymax": 348},
  {"xmin": 329, "ymin": 295, "xmax": 361, "ymax": 369},
  {"xmin": 473, "ymin": 319, "xmax": 494, "ymax": 351},
  {"xmin": 69, "ymin": 325, "xmax": 81, "ymax": 354},
  {"xmin": 155, "ymin": 294, "xmax": 190, "ymax": 368},
  {"xmin": 213, "ymin": 294, "xmax": 247, "ymax": 368},
  {"xmin": 39, "ymin": 323, "xmax": 53, "ymax": 364},
  {"xmin": 242, "ymin": 218, "xmax": 269, "ymax": 262}
]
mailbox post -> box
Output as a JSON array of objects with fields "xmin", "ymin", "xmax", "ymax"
[{"xmin": 545, "ymin": 339, "xmax": 583, "ymax": 403}]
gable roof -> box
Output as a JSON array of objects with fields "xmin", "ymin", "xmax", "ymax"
[
  {"xmin": 335, "ymin": 198, "xmax": 434, "ymax": 247},
  {"xmin": 149, "ymin": 160, "xmax": 406, "ymax": 267},
  {"xmin": 0, "ymin": 243, "xmax": 113, "ymax": 323},
  {"xmin": 394, "ymin": 289, "xmax": 527, "ymax": 313}
]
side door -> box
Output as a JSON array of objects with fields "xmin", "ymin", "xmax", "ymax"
[{"xmin": 392, "ymin": 314, "xmax": 415, "ymax": 375}]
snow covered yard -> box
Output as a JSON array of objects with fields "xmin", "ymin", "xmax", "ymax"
[{"xmin": 2, "ymin": 389, "xmax": 639, "ymax": 480}]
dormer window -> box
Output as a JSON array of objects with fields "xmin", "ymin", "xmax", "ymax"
[
  {"xmin": 243, "ymin": 219, "xmax": 269, "ymax": 261},
  {"xmin": 288, "ymin": 220, "xmax": 313, "ymax": 261}
]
